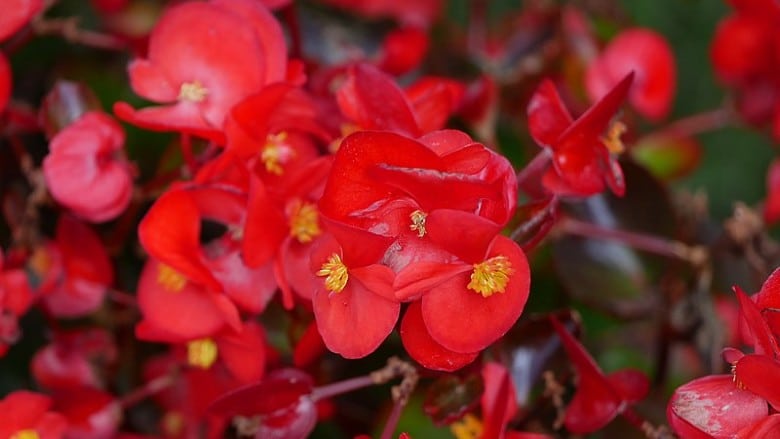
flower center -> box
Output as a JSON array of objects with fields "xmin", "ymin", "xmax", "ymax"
[
  {"xmin": 157, "ymin": 263, "xmax": 186, "ymax": 292},
  {"xmin": 603, "ymin": 121, "xmax": 627, "ymax": 155},
  {"xmin": 409, "ymin": 210, "xmax": 428, "ymax": 238},
  {"xmin": 450, "ymin": 414, "xmax": 483, "ymax": 439},
  {"xmin": 289, "ymin": 200, "xmax": 321, "ymax": 243},
  {"xmin": 261, "ymin": 132, "xmax": 294, "ymax": 175},
  {"xmin": 467, "ymin": 255, "xmax": 514, "ymax": 297},
  {"xmin": 178, "ymin": 80, "xmax": 208, "ymax": 102},
  {"xmin": 316, "ymin": 253, "xmax": 349, "ymax": 293},
  {"xmin": 187, "ymin": 338, "xmax": 218, "ymax": 369},
  {"xmin": 11, "ymin": 431, "xmax": 39, "ymax": 439},
  {"xmin": 162, "ymin": 411, "xmax": 185, "ymax": 437}
]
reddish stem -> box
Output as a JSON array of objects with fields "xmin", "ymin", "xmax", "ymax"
[
  {"xmin": 379, "ymin": 399, "xmax": 406, "ymax": 439},
  {"xmin": 119, "ymin": 373, "xmax": 177, "ymax": 409},
  {"xmin": 310, "ymin": 375, "xmax": 376, "ymax": 402},
  {"xmin": 557, "ymin": 216, "xmax": 706, "ymax": 265},
  {"xmin": 651, "ymin": 106, "xmax": 734, "ymax": 139},
  {"xmin": 107, "ymin": 289, "xmax": 137, "ymax": 308},
  {"xmin": 31, "ymin": 17, "xmax": 126, "ymax": 51}
]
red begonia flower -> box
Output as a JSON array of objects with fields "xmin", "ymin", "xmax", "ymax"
[
  {"xmin": 0, "ymin": 391, "xmax": 68, "ymax": 439},
  {"xmin": 0, "ymin": 53, "xmax": 10, "ymax": 113},
  {"xmin": 585, "ymin": 28, "xmax": 676, "ymax": 121},
  {"xmin": 0, "ymin": 0, "xmax": 43, "ymax": 41},
  {"xmin": 527, "ymin": 73, "xmax": 633, "ymax": 197},
  {"xmin": 209, "ymin": 368, "xmax": 317, "ymax": 438},
  {"xmin": 40, "ymin": 215, "xmax": 113, "ymax": 317},
  {"xmin": 225, "ymin": 83, "xmax": 328, "ymax": 164},
  {"xmin": 550, "ymin": 316, "xmax": 650, "ymax": 434},
  {"xmin": 293, "ymin": 320, "xmax": 328, "ymax": 368},
  {"xmin": 411, "ymin": 236, "xmax": 529, "ymax": 354},
  {"xmin": 400, "ymin": 301, "xmax": 478, "ymax": 371},
  {"xmin": 667, "ymin": 374, "xmax": 768, "ymax": 438},
  {"xmin": 42, "ymin": 112, "xmax": 133, "ymax": 223},
  {"xmin": 310, "ymin": 234, "xmax": 399, "ymax": 358},
  {"xmin": 32, "ymin": 329, "xmax": 116, "ymax": 391},
  {"xmin": 377, "ymin": 27, "xmax": 429, "ymax": 75},
  {"xmin": 135, "ymin": 258, "xmax": 240, "ymax": 341},
  {"xmin": 114, "ymin": 0, "xmax": 287, "ymax": 140},
  {"xmin": 321, "ymin": 129, "xmax": 516, "ymax": 280}
]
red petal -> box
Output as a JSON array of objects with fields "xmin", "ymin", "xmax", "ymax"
[
  {"xmin": 336, "ymin": 63, "xmax": 420, "ymax": 136},
  {"xmin": 0, "ymin": 53, "xmax": 10, "ymax": 114},
  {"xmin": 292, "ymin": 320, "xmax": 327, "ymax": 368},
  {"xmin": 550, "ymin": 317, "xmax": 622, "ymax": 433},
  {"xmin": 422, "ymin": 236, "xmax": 530, "ymax": 353},
  {"xmin": 667, "ymin": 374, "xmax": 768, "ymax": 438},
  {"xmin": 737, "ymin": 414, "xmax": 780, "ymax": 438},
  {"xmin": 0, "ymin": 0, "xmax": 43, "ymax": 41},
  {"xmin": 557, "ymin": 72, "xmax": 633, "ymax": 149},
  {"xmin": 218, "ymin": 321, "xmax": 267, "ymax": 383},
  {"xmin": 426, "ymin": 209, "xmax": 502, "ymax": 263},
  {"xmin": 136, "ymin": 259, "xmax": 228, "ymax": 340},
  {"xmin": 207, "ymin": 242, "xmax": 277, "ymax": 314},
  {"xmin": 734, "ymin": 286, "xmax": 779, "ymax": 356},
  {"xmin": 481, "ymin": 362, "xmax": 518, "ymax": 439},
  {"xmin": 734, "ymin": 354, "xmax": 780, "ymax": 410},
  {"xmin": 243, "ymin": 175, "xmax": 287, "ymax": 267},
  {"xmin": 393, "ymin": 261, "xmax": 471, "ymax": 302},
  {"xmin": 312, "ymin": 270, "xmax": 400, "ymax": 358},
  {"xmin": 377, "ymin": 27, "xmax": 429, "ymax": 76},
  {"xmin": 113, "ymin": 101, "xmax": 226, "ymax": 144},
  {"xmin": 139, "ymin": 189, "xmax": 222, "ymax": 291},
  {"xmin": 209, "ymin": 368, "xmax": 314, "ymax": 417},
  {"xmin": 400, "ymin": 301, "xmax": 477, "ymax": 371},
  {"xmin": 527, "ymin": 79, "xmax": 573, "ymax": 147},
  {"xmin": 404, "ymin": 76, "xmax": 462, "ymax": 133}
]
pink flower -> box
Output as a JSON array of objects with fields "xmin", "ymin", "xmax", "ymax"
[{"xmin": 43, "ymin": 112, "xmax": 133, "ymax": 223}]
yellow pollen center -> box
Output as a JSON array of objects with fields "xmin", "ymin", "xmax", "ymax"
[
  {"xmin": 157, "ymin": 263, "xmax": 187, "ymax": 292},
  {"xmin": 178, "ymin": 80, "xmax": 208, "ymax": 102},
  {"xmin": 261, "ymin": 132, "xmax": 294, "ymax": 175},
  {"xmin": 450, "ymin": 414, "xmax": 483, "ymax": 439},
  {"xmin": 409, "ymin": 210, "xmax": 428, "ymax": 238},
  {"xmin": 11, "ymin": 430, "xmax": 40, "ymax": 439},
  {"xmin": 187, "ymin": 338, "xmax": 218, "ymax": 369},
  {"xmin": 162, "ymin": 411, "xmax": 185, "ymax": 437},
  {"xmin": 467, "ymin": 255, "xmax": 514, "ymax": 298},
  {"xmin": 316, "ymin": 253, "xmax": 348, "ymax": 293},
  {"xmin": 603, "ymin": 121, "xmax": 627, "ymax": 155},
  {"xmin": 289, "ymin": 200, "xmax": 321, "ymax": 243}
]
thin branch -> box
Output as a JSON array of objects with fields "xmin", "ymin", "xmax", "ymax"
[{"xmin": 31, "ymin": 17, "xmax": 126, "ymax": 51}]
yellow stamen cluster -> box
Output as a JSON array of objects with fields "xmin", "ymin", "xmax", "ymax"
[
  {"xmin": 450, "ymin": 414, "xmax": 483, "ymax": 439},
  {"xmin": 467, "ymin": 255, "xmax": 514, "ymax": 298},
  {"xmin": 157, "ymin": 263, "xmax": 187, "ymax": 292},
  {"xmin": 261, "ymin": 132, "xmax": 293, "ymax": 175},
  {"xmin": 603, "ymin": 121, "xmax": 627, "ymax": 155},
  {"xmin": 162, "ymin": 411, "xmax": 185, "ymax": 437},
  {"xmin": 316, "ymin": 253, "xmax": 349, "ymax": 293},
  {"xmin": 289, "ymin": 200, "xmax": 321, "ymax": 243},
  {"xmin": 11, "ymin": 430, "xmax": 39, "ymax": 439},
  {"xmin": 186, "ymin": 338, "xmax": 218, "ymax": 369},
  {"xmin": 409, "ymin": 209, "xmax": 428, "ymax": 238},
  {"xmin": 178, "ymin": 80, "xmax": 208, "ymax": 102}
]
